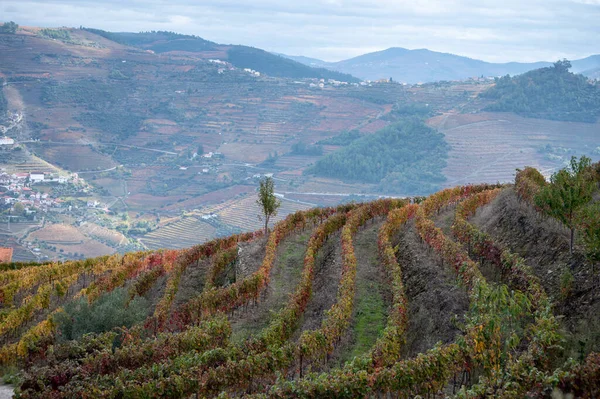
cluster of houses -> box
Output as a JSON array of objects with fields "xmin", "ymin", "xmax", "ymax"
[{"xmin": 0, "ymin": 171, "xmax": 74, "ymax": 213}]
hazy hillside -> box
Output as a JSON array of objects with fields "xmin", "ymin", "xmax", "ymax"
[
  {"xmin": 84, "ymin": 28, "xmax": 359, "ymax": 82},
  {"xmin": 226, "ymin": 46, "xmax": 359, "ymax": 82},
  {"xmin": 481, "ymin": 60, "xmax": 600, "ymax": 122},
  {"xmin": 280, "ymin": 48, "xmax": 600, "ymax": 83}
]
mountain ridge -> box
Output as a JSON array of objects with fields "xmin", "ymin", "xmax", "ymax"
[{"xmin": 279, "ymin": 47, "xmax": 600, "ymax": 83}]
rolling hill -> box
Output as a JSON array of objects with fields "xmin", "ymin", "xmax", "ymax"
[
  {"xmin": 83, "ymin": 28, "xmax": 359, "ymax": 82},
  {"xmin": 480, "ymin": 60, "xmax": 600, "ymax": 123},
  {"xmin": 280, "ymin": 48, "xmax": 600, "ymax": 83},
  {"xmin": 0, "ymin": 164, "xmax": 599, "ymax": 397}
]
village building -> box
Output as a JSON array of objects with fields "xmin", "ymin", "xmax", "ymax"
[
  {"xmin": 0, "ymin": 136, "xmax": 15, "ymax": 146},
  {"xmin": 30, "ymin": 172, "xmax": 45, "ymax": 183}
]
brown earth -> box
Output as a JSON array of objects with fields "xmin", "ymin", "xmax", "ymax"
[
  {"xmin": 230, "ymin": 231, "xmax": 309, "ymax": 341},
  {"xmin": 395, "ymin": 220, "xmax": 470, "ymax": 358}
]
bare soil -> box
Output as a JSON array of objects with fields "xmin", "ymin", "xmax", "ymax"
[
  {"xmin": 230, "ymin": 231, "xmax": 310, "ymax": 341},
  {"xmin": 173, "ymin": 257, "xmax": 211, "ymax": 308},
  {"xmin": 395, "ymin": 220, "xmax": 470, "ymax": 358},
  {"xmin": 236, "ymin": 236, "xmax": 268, "ymax": 281},
  {"xmin": 471, "ymin": 188, "xmax": 600, "ymax": 357}
]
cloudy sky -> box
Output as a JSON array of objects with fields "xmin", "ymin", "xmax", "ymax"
[{"xmin": 2, "ymin": 0, "xmax": 599, "ymax": 62}]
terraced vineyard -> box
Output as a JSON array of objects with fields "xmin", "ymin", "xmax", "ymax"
[
  {"xmin": 0, "ymin": 167, "xmax": 599, "ymax": 398},
  {"xmin": 140, "ymin": 216, "xmax": 218, "ymax": 250}
]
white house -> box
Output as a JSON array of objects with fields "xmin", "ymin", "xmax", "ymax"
[
  {"xmin": 30, "ymin": 173, "xmax": 45, "ymax": 183},
  {"xmin": 0, "ymin": 137, "xmax": 14, "ymax": 146}
]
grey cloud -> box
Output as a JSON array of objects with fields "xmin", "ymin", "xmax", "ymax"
[{"xmin": 2, "ymin": 0, "xmax": 598, "ymax": 62}]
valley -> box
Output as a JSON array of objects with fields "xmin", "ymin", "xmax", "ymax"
[{"xmin": 0, "ymin": 26, "xmax": 599, "ymax": 262}]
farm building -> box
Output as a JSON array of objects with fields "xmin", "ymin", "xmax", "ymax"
[{"xmin": 0, "ymin": 247, "xmax": 13, "ymax": 263}]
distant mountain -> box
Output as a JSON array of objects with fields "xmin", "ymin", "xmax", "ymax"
[
  {"xmin": 279, "ymin": 48, "xmax": 600, "ymax": 83},
  {"xmin": 83, "ymin": 29, "xmax": 360, "ymax": 82},
  {"xmin": 274, "ymin": 54, "xmax": 329, "ymax": 68},
  {"xmin": 582, "ymin": 66, "xmax": 600, "ymax": 80},
  {"xmin": 226, "ymin": 47, "xmax": 359, "ymax": 82},
  {"xmin": 571, "ymin": 55, "xmax": 600, "ymax": 74}
]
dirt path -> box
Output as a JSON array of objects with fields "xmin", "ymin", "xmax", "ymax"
[
  {"xmin": 333, "ymin": 220, "xmax": 390, "ymax": 366},
  {"xmin": 230, "ymin": 231, "xmax": 310, "ymax": 341},
  {"xmin": 0, "ymin": 385, "xmax": 12, "ymax": 399},
  {"xmin": 396, "ymin": 220, "xmax": 469, "ymax": 358},
  {"xmin": 471, "ymin": 188, "xmax": 600, "ymax": 358}
]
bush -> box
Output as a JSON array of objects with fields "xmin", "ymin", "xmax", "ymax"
[
  {"xmin": 0, "ymin": 21, "xmax": 18, "ymax": 34},
  {"xmin": 39, "ymin": 28, "xmax": 71, "ymax": 41},
  {"xmin": 55, "ymin": 288, "xmax": 150, "ymax": 341}
]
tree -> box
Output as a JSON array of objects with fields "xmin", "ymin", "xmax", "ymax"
[
  {"xmin": 197, "ymin": 144, "xmax": 204, "ymax": 155},
  {"xmin": 12, "ymin": 202, "xmax": 24, "ymax": 216},
  {"xmin": 535, "ymin": 156, "xmax": 595, "ymax": 254},
  {"xmin": 0, "ymin": 21, "xmax": 18, "ymax": 34},
  {"xmin": 256, "ymin": 176, "xmax": 280, "ymax": 234},
  {"xmin": 577, "ymin": 202, "xmax": 600, "ymax": 283},
  {"xmin": 554, "ymin": 59, "xmax": 572, "ymax": 73}
]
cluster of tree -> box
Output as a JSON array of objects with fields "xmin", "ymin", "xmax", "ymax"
[
  {"xmin": 534, "ymin": 156, "xmax": 600, "ymax": 259},
  {"xmin": 290, "ymin": 142, "xmax": 323, "ymax": 156},
  {"xmin": 55, "ymin": 287, "xmax": 150, "ymax": 341},
  {"xmin": 317, "ymin": 130, "xmax": 361, "ymax": 146},
  {"xmin": 386, "ymin": 103, "xmax": 434, "ymax": 119},
  {"xmin": 81, "ymin": 28, "xmax": 215, "ymax": 48},
  {"xmin": 226, "ymin": 46, "xmax": 360, "ymax": 82},
  {"xmin": 0, "ymin": 21, "xmax": 18, "ymax": 34},
  {"xmin": 75, "ymin": 111, "xmax": 143, "ymax": 139},
  {"xmin": 39, "ymin": 28, "xmax": 71, "ymax": 41},
  {"xmin": 481, "ymin": 60, "xmax": 600, "ymax": 123},
  {"xmin": 306, "ymin": 118, "xmax": 449, "ymax": 195},
  {"xmin": 42, "ymin": 79, "xmax": 128, "ymax": 108}
]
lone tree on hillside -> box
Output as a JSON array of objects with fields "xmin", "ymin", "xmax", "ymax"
[
  {"xmin": 535, "ymin": 156, "xmax": 596, "ymax": 254},
  {"xmin": 0, "ymin": 21, "xmax": 18, "ymax": 34},
  {"xmin": 257, "ymin": 176, "xmax": 280, "ymax": 234}
]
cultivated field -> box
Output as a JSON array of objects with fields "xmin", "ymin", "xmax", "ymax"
[
  {"xmin": 1, "ymin": 174, "xmax": 598, "ymax": 397},
  {"xmin": 428, "ymin": 112, "xmax": 600, "ymax": 186}
]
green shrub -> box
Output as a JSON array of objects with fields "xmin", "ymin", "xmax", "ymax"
[
  {"xmin": 55, "ymin": 287, "xmax": 150, "ymax": 341},
  {"xmin": 560, "ymin": 267, "xmax": 574, "ymax": 299}
]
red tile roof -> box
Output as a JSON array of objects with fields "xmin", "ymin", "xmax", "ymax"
[{"xmin": 0, "ymin": 247, "xmax": 13, "ymax": 263}]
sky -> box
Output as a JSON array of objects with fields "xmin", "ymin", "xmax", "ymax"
[{"xmin": 2, "ymin": 0, "xmax": 599, "ymax": 63}]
